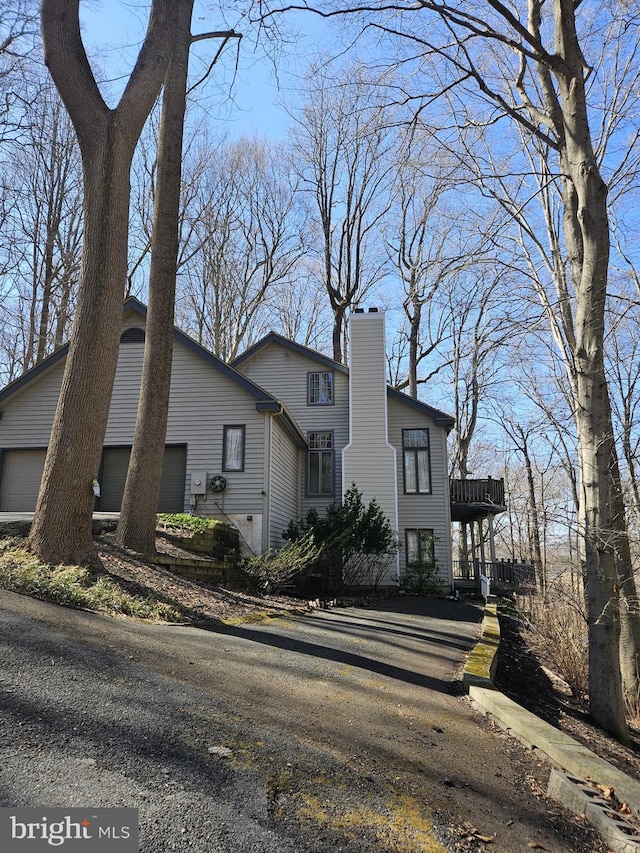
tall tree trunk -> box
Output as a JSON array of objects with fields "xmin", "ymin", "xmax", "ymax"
[
  {"xmin": 554, "ymin": 3, "xmax": 628, "ymax": 739},
  {"xmin": 27, "ymin": 0, "xmax": 178, "ymax": 568},
  {"xmin": 116, "ymin": 0, "xmax": 194, "ymax": 555},
  {"xmin": 519, "ymin": 428, "xmax": 544, "ymax": 593},
  {"xmin": 609, "ymin": 436, "xmax": 640, "ymax": 706},
  {"xmin": 29, "ymin": 131, "xmax": 133, "ymax": 566}
]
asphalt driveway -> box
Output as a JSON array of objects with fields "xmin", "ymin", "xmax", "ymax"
[{"xmin": 0, "ymin": 591, "xmax": 606, "ymax": 852}]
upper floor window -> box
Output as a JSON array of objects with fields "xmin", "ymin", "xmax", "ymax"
[
  {"xmin": 402, "ymin": 428, "xmax": 431, "ymax": 494},
  {"xmin": 223, "ymin": 425, "xmax": 245, "ymax": 472},
  {"xmin": 308, "ymin": 371, "xmax": 334, "ymax": 405},
  {"xmin": 308, "ymin": 430, "xmax": 333, "ymax": 495}
]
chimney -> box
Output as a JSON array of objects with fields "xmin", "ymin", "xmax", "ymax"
[{"xmin": 342, "ymin": 309, "xmax": 399, "ymax": 580}]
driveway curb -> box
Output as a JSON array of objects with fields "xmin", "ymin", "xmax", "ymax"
[{"xmin": 463, "ymin": 603, "xmax": 640, "ymax": 849}]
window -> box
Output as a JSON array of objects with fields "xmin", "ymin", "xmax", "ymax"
[
  {"xmin": 402, "ymin": 428, "xmax": 431, "ymax": 494},
  {"xmin": 405, "ymin": 528, "xmax": 435, "ymax": 567},
  {"xmin": 307, "ymin": 431, "xmax": 333, "ymax": 495},
  {"xmin": 308, "ymin": 371, "xmax": 334, "ymax": 405},
  {"xmin": 222, "ymin": 425, "xmax": 245, "ymax": 472}
]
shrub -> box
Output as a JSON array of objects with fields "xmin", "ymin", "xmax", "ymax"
[
  {"xmin": 400, "ymin": 536, "xmax": 445, "ymax": 595},
  {"xmin": 284, "ymin": 484, "xmax": 399, "ymax": 594},
  {"xmin": 157, "ymin": 513, "xmax": 223, "ymax": 533},
  {"xmin": 519, "ymin": 584, "xmax": 588, "ymax": 701},
  {"xmin": 240, "ymin": 533, "xmax": 321, "ymax": 593}
]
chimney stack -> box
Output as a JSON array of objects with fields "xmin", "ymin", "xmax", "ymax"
[{"xmin": 342, "ymin": 309, "xmax": 399, "ymax": 580}]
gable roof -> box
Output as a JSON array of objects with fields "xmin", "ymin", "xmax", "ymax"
[
  {"xmin": 233, "ymin": 330, "xmax": 455, "ymax": 432},
  {"xmin": 232, "ymin": 331, "xmax": 349, "ymax": 375},
  {"xmin": 387, "ymin": 387, "xmax": 455, "ymax": 432},
  {"xmin": 0, "ymin": 298, "xmax": 307, "ymax": 447}
]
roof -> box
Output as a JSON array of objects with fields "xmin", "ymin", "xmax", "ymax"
[
  {"xmin": 387, "ymin": 387, "xmax": 455, "ymax": 431},
  {"xmin": 0, "ymin": 297, "xmax": 307, "ymax": 448},
  {"xmin": 234, "ymin": 330, "xmax": 455, "ymax": 431},
  {"xmin": 232, "ymin": 331, "xmax": 349, "ymax": 375}
]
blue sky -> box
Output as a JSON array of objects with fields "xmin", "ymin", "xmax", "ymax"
[{"xmin": 79, "ymin": 1, "xmax": 333, "ymax": 140}]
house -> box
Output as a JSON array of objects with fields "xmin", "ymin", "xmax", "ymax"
[
  {"xmin": 233, "ymin": 308, "xmax": 455, "ymax": 585},
  {"xmin": 0, "ymin": 298, "xmax": 306, "ymax": 555},
  {"xmin": 0, "ymin": 299, "xmax": 455, "ymax": 587}
]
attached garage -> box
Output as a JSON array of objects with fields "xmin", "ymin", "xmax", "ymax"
[
  {"xmin": 98, "ymin": 445, "xmax": 187, "ymax": 512},
  {"xmin": 0, "ymin": 445, "xmax": 186, "ymax": 513},
  {"xmin": 0, "ymin": 449, "xmax": 47, "ymax": 511}
]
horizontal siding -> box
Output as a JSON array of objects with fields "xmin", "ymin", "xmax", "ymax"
[
  {"xmin": 388, "ymin": 395, "xmax": 453, "ymax": 586},
  {"xmin": 103, "ymin": 343, "xmax": 144, "ymax": 441},
  {"xmin": 163, "ymin": 341, "xmax": 268, "ymax": 515},
  {"xmin": 237, "ymin": 343, "xmax": 349, "ymax": 519},
  {"xmin": 0, "ymin": 360, "xmax": 65, "ymax": 447},
  {"xmin": 0, "ymin": 324, "xmax": 270, "ymax": 518},
  {"xmin": 268, "ymin": 417, "xmax": 300, "ymax": 548}
]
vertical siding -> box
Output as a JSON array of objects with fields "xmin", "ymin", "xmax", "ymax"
[{"xmin": 388, "ymin": 395, "xmax": 453, "ymax": 587}]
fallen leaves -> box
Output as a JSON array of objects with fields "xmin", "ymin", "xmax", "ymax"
[{"xmin": 456, "ymin": 823, "xmax": 495, "ymax": 843}]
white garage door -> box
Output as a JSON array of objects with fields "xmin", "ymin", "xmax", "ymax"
[{"xmin": 0, "ymin": 449, "xmax": 47, "ymax": 511}]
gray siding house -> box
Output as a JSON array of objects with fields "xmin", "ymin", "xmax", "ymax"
[
  {"xmin": 0, "ymin": 299, "xmax": 306, "ymax": 555},
  {"xmin": 233, "ymin": 308, "xmax": 455, "ymax": 586},
  {"xmin": 0, "ymin": 301, "xmax": 455, "ymax": 586}
]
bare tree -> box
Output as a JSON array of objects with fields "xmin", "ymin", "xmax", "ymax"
[
  {"xmin": 115, "ymin": 5, "xmax": 241, "ymax": 554},
  {"xmin": 10, "ymin": 89, "xmax": 81, "ymax": 368},
  {"xmin": 27, "ymin": 0, "xmax": 179, "ymax": 568},
  {"xmin": 180, "ymin": 136, "xmax": 305, "ymax": 360},
  {"xmin": 0, "ymin": 0, "xmax": 39, "ymax": 143},
  {"xmin": 115, "ymin": 0, "xmax": 197, "ymax": 555},
  {"xmin": 290, "ymin": 59, "xmax": 396, "ymax": 361},
  {"xmin": 274, "ymin": 0, "xmax": 640, "ymax": 739}
]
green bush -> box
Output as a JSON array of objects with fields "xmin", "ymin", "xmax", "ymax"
[
  {"xmin": 284, "ymin": 484, "xmax": 398, "ymax": 594},
  {"xmin": 157, "ymin": 513, "xmax": 223, "ymax": 533},
  {"xmin": 400, "ymin": 559, "xmax": 444, "ymax": 596}
]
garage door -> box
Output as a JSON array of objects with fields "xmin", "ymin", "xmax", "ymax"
[
  {"xmin": 99, "ymin": 445, "xmax": 186, "ymax": 512},
  {"xmin": 0, "ymin": 449, "xmax": 47, "ymax": 511}
]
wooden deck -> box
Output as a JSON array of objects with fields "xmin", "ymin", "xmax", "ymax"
[
  {"xmin": 450, "ymin": 477, "xmax": 507, "ymax": 522},
  {"xmin": 452, "ymin": 559, "xmax": 536, "ymax": 597}
]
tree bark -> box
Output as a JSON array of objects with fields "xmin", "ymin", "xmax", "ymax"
[
  {"xmin": 28, "ymin": 0, "xmax": 178, "ymax": 567},
  {"xmin": 116, "ymin": 0, "xmax": 194, "ymax": 555},
  {"xmin": 553, "ymin": 0, "xmax": 628, "ymax": 741}
]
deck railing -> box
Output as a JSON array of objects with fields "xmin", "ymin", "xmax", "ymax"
[
  {"xmin": 452, "ymin": 559, "xmax": 536, "ymax": 590},
  {"xmin": 450, "ymin": 478, "xmax": 505, "ymax": 506}
]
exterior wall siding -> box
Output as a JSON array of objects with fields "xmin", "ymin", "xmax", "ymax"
[
  {"xmin": 0, "ymin": 322, "xmax": 271, "ymax": 547},
  {"xmin": 342, "ymin": 312, "xmax": 399, "ymax": 585},
  {"xmin": 235, "ymin": 344, "xmax": 349, "ymax": 519},
  {"xmin": 0, "ymin": 304, "xmax": 454, "ymax": 584},
  {"xmin": 268, "ymin": 416, "xmax": 301, "ymax": 549},
  {"xmin": 0, "ymin": 360, "xmax": 65, "ymax": 446},
  {"xmin": 162, "ymin": 342, "xmax": 268, "ymax": 520},
  {"xmin": 388, "ymin": 395, "xmax": 453, "ymax": 588}
]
